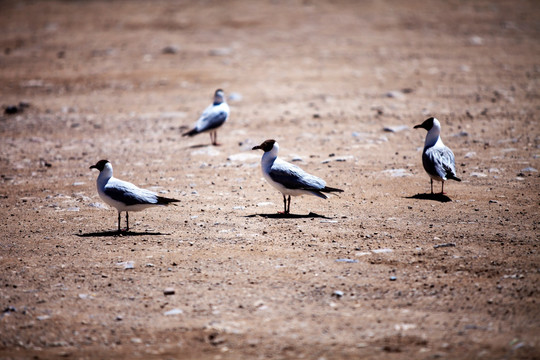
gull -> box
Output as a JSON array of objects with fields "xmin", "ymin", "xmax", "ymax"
[
  {"xmin": 183, "ymin": 89, "xmax": 230, "ymax": 146},
  {"xmin": 414, "ymin": 117, "xmax": 461, "ymax": 194},
  {"xmin": 252, "ymin": 139, "xmax": 343, "ymax": 214},
  {"xmin": 89, "ymin": 160, "xmax": 179, "ymax": 231}
]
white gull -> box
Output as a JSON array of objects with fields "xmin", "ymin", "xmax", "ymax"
[
  {"xmin": 89, "ymin": 160, "xmax": 179, "ymax": 231},
  {"xmin": 183, "ymin": 89, "xmax": 230, "ymax": 146},
  {"xmin": 414, "ymin": 117, "xmax": 461, "ymax": 194},
  {"xmin": 252, "ymin": 139, "xmax": 343, "ymax": 214}
]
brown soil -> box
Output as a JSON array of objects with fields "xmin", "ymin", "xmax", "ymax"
[{"xmin": 1, "ymin": 0, "xmax": 539, "ymax": 359}]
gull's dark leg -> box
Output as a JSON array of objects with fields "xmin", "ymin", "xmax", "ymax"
[
  {"xmin": 430, "ymin": 178, "xmax": 434, "ymax": 194},
  {"xmin": 117, "ymin": 212, "xmax": 121, "ymax": 232},
  {"xmin": 212, "ymin": 131, "xmax": 220, "ymax": 146},
  {"xmin": 286, "ymin": 195, "xmax": 291, "ymax": 214},
  {"xmin": 282, "ymin": 195, "xmax": 287, "ymax": 213},
  {"xmin": 126, "ymin": 212, "xmax": 129, "ymax": 231},
  {"xmin": 441, "ymin": 181, "xmax": 445, "ymax": 195}
]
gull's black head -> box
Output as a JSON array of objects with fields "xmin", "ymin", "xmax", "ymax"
[
  {"xmin": 213, "ymin": 89, "xmax": 225, "ymax": 104},
  {"xmin": 90, "ymin": 159, "xmax": 110, "ymax": 171},
  {"xmin": 252, "ymin": 139, "xmax": 276, "ymax": 152},
  {"xmin": 414, "ymin": 117, "xmax": 435, "ymax": 131}
]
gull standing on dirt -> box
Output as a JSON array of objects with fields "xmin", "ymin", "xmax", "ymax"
[
  {"xmin": 89, "ymin": 160, "xmax": 180, "ymax": 231},
  {"xmin": 252, "ymin": 139, "xmax": 344, "ymax": 214},
  {"xmin": 182, "ymin": 89, "xmax": 230, "ymax": 146},
  {"xmin": 414, "ymin": 117, "xmax": 461, "ymax": 194}
]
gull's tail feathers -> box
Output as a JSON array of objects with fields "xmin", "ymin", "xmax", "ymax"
[
  {"xmin": 182, "ymin": 128, "xmax": 199, "ymax": 137},
  {"xmin": 322, "ymin": 186, "xmax": 344, "ymax": 193},
  {"xmin": 156, "ymin": 196, "xmax": 181, "ymax": 205},
  {"xmin": 311, "ymin": 186, "xmax": 344, "ymax": 199}
]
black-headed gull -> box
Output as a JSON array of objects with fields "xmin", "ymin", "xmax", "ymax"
[
  {"xmin": 89, "ymin": 160, "xmax": 179, "ymax": 231},
  {"xmin": 414, "ymin": 117, "xmax": 461, "ymax": 194},
  {"xmin": 252, "ymin": 139, "xmax": 343, "ymax": 214},
  {"xmin": 183, "ymin": 89, "xmax": 230, "ymax": 146}
]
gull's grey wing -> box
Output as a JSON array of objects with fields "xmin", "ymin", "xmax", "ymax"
[
  {"xmin": 269, "ymin": 160, "xmax": 326, "ymax": 190},
  {"xmin": 423, "ymin": 146, "xmax": 457, "ymax": 180},
  {"xmin": 104, "ymin": 179, "xmax": 158, "ymax": 206},
  {"xmin": 196, "ymin": 103, "xmax": 229, "ymax": 132}
]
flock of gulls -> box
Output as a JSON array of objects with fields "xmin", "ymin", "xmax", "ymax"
[{"xmin": 89, "ymin": 89, "xmax": 461, "ymax": 232}]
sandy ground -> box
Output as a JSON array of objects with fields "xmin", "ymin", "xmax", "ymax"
[{"xmin": 1, "ymin": 0, "xmax": 539, "ymax": 359}]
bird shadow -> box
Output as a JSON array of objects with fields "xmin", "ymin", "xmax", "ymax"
[
  {"xmin": 245, "ymin": 212, "xmax": 332, "ymax": 219},
  {"xmin": 76, "ymin": 230, "xmax": 170, "ymax": 237},
  {"xmin": 406, "ymin": 193, "xmax": 452, "ymax": 203},
  {"xmin": 188, "ymin": 144, "xmax": 211, "ymax": 149}
]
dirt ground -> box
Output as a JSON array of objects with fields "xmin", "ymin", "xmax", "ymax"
[{"xmin": 1, "ymin": 0, "xmax": 539, "ymax": 359}]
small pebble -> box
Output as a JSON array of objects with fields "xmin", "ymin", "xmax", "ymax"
[
  {"xmin": 335, "ymin": 258, "xmax": 358, "ymax": 263},
  {"xmin": 383, "ymin": 125, "xmax": 409, "ymax": 133},
  {"xmin": 116, "ymin": 261, "xmax": 134, "ymax": 269},
  {"xmin": 162, "ymin": 45, "xmax": 179, "ymax": 54},
  {"xmin": 322, "ymin": 156, "xmax": 350, "ymax": 164},
  {"xmin": 469, "ymin": 35, "xmax": 483, "ymax": 45},
  {"xmin": 371, "ymin": 248, "xmax": 393, "ymax": 254},
  {"xmin": 209, "ymin": 47, "xmax": 232, "ymax": 56},
  {"xmin": 228, "ymin": 92, "xmax": 243, "ymax": 101},
  {"xmin": 452, "ymin": 131, "xmax": 469, "ymax": 137},
  {"xmin": 5, "ymin": 105, "xmax": 20, "ymax": 114},
  {"xmin": 433, "ymin": 243, "xmax": 456, "ymax": 249},
  {"xmin": 164, "ymin": 308, "xmax": 183, "ymax": 316},
  {"xmin": 385, "ymin": 90, "xmax": 406, "ymax": 100},
  {"xmin": 163, "ymin": 287, "xmax": 175, "ymax": 296},
  {"xmin": 88, "ymin": 202, "xmax": 108, "ymax": 209},
  {"xmin": 382, "ymin": 169, "xmax": 411, "ymax": 177}
]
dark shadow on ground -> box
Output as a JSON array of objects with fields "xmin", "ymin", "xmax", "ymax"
[
  {"xmin": 76, "ymin": 230, "xmax": 170, "ymax": 237},
  {"xmin": 406, "ymin": 193, "xmax": 452, "ymax": 203},
  {"xmin": 187, "ymin": 142, "xmax": 222, "ymax": 149},
  {"xmin": 245, "ymin": 212, "xmax": 332, "ymax": 219},
  {"xmin": 187, "ymin": 143, "xmax": 212, "ymax": 149}
]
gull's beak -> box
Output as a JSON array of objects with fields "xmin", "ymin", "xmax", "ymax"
[
  {"xmin": 413, "ymin": 124, "xmax": 423, "ymax": 129},
  {"xmin": 89, "ymin": 164, "xmax": 97, "ymax": 170},
  {"xmin": 252, "ymin": 145, "xmax": 261, "ymax": 150}
]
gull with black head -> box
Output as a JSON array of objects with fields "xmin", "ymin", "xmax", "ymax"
[
  {"xmin": 89, "ymin": 160, "xmax": 180, "ymax": 232},
  {"xmin": 183, "ymin": 89, "xmax": 230, "ymax": 146},
  {"xmin": 252, "ymin": 139, "xmax": 343, "ymax": 214},
  {"xmin": 414, "ymin": 117, "xmax": 461, "ymax": 194}
]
